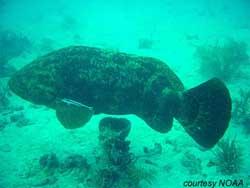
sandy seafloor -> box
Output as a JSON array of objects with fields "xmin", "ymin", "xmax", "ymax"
[{"xmin": 0, "ymin": 0, "xmax": 250, "ymax": 187}]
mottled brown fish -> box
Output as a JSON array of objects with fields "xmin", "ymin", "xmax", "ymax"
[{"xmin": 8, "ymin": 46, "xmax": 232, "ymax": 148}]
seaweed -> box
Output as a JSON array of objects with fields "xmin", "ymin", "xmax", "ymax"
[
  {"xmin": 212, "ymin": 138, "xmax": 243, "ymax": 175},
  {"xmin": 195, "ymin": 39, "xmax": 249, "ymax": 82},
  {"xmin": 125, "ymin": 164, "xmax": 156, "ymax": 186},
  {"xmin": 181, "ymin": 152, "xmax": 202, "ymax": 175},
  {"xmin": 92, "ymin": 161, "xmax": 156, "ymax": 188},
  {"xmin": 233, "ymin": 89, "xmax": 250, "ymax": 134},
  {"xmin": 233, "ymin": 89, "xmax": 250, "ymax": 120}
]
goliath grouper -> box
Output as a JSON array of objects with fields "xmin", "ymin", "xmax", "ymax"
[{"xmin": 8, "ymin": 46, "xmax": 231, "ymax": 148}]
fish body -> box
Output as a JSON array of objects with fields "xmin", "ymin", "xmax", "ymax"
[{"xmin": 9, "ymin": 46, "xmax": 232, "ymax": 148}]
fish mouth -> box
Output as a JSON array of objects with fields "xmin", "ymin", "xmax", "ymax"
[{"xmin": 8, "ymin": 73, "xmax": 29, "ymax": 100}]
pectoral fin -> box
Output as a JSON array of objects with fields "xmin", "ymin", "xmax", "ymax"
[{"xmin": 55, "ymin": 99, "xmax": 94, "ymax": 129}]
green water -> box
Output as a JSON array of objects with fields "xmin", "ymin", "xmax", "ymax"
[{"xmin": 0, "ymin": 0, "xmax": 250, "ymax": 187}]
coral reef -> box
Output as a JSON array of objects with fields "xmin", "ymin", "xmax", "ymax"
[
  {"xmin": 31, "ymin": 176, "xmax": 58, "ymax": 187},
  {"xmin": 0, "ymin": 83, "xmax": 31, "ymax": 130},
  {"xmin": 39, "ymin": 153, "xmax": 90, "ymax": 175},
  {"xmin": 210, "ymin": 138, "xmax": 243, "ymax": 175},
  {"xmin": 98, "ymin": 117, "xmax": 132, "ymax": 167},
  {"xmin": 0, "ymin": 119, "xmax": 8, "ymax": 131},
  {"xmin": 195, "ymin": 39, "xmax": 249, "ymax": 81},
  {"xmin": 143, "ymin": 142, "xmax": 162, "ymax": 156},
  {"xmin": 89, "ymin": 117, "xmax": 156, "ymax": 188},
  {"xmin": 0, "ymin": 81, "xmax": 30, "ymax": 131},
  {"xmin": 23, "ymin": 118, "xmax": 157, "ymax": 187},
  {"xmin": 60, "ymin": 154, "xmax": 90, "ymax": 173},
  {"xmin": 39, "ymin": 153, "xmax": 60, "ymax": 173},
  {"xmin": 181, "ymin": 152, "xmax": 202, "ymax": 175},
  {"xmin": 10, "ymin": 112, "xmax": 31, "ymax": 128}
]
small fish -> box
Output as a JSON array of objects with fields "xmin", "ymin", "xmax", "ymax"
[{"xmin": 8, "ymin": 46, "xmax": 232, "ymax": 148}]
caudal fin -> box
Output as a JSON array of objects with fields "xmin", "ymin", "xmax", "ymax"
[{"xmin": 176, "ymin": 78, "xmax": 231, "ymax": 148}]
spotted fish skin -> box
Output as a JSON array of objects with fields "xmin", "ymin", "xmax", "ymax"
[
  {"xmin": 9, "ymin": 46, "xmax": 232, "ymax": 148},
  {"xmin": 9, "ymin": 46, "xmax": 184, "ymax": 132}
]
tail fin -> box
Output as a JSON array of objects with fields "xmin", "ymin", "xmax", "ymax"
[{"xmin": 176, "ymin": 78, "xmax": 231, "ymax": 148}]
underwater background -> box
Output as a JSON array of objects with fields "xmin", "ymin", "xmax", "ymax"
[{"xmin": 0, "ymin": 0, "xmax": 250, "ymax": 187}]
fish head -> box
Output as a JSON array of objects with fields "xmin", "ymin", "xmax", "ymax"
[
  {"xmin": 8, "ymin": 62, "xmax": 57, "ymax": 107},
  {"xmin": 8, "ymin": 60, "xmax": 94, "ymax": 129}
]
